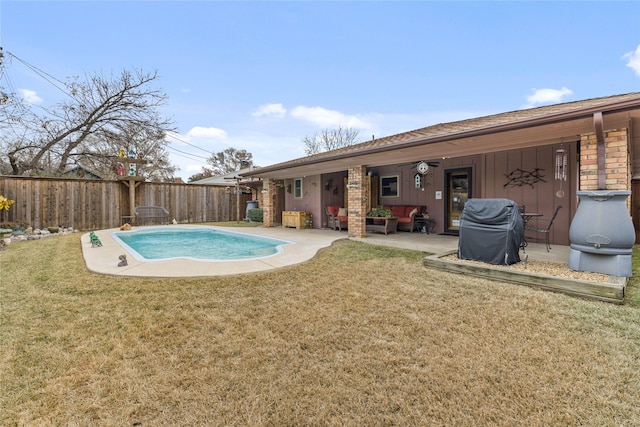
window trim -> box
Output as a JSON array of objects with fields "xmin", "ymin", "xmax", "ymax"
[
  {"xmin": 380, "ymin": 174, "xmax": 400, "ymax": 198},
  {"xmin": 293, "ymin": 178, "xmax": 303, "ymax": 198}
]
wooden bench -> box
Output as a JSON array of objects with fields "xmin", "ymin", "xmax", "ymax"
[{"xmin": 134, "ymin": 206, "xmax": 170, "ymax": 225}]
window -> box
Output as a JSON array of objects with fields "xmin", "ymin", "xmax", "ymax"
[
  {"xmin": 294, "ymin": 178, "xmax": 303, "ymax": 198},
  {"xmin": 380, "ymin": 175, "xmax": 399, "ymax": 198}
]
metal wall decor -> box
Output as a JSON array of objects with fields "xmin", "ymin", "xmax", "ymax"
[{"xmin": 503, "ymin": 168, "xmax": 546, "ymax": 188}]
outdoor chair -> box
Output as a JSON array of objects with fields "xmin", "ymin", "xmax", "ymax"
[
  {"xmin": 326, "ymin": 205, "xmax": 348, "ymax": 231},
  {"xmin": 524, "ymin": 205, "xmax": 562, "ymax": 252}
]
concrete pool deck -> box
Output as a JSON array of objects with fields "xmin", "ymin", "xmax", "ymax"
[
  {"xmin": 84, "ymin": 224, "xmax": 568, "ymax": 278},
  {"xmin": 82, "ymin": 225, "xmax": 347, "ymax": 277},
  {"xmin": 82, "ymin": 225, "xmax": 626, "ymax": 302}
]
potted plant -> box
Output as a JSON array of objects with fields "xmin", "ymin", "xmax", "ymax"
[{"xmin": 367, "ymin": 206, "xmax": 392, "ymax": 218}]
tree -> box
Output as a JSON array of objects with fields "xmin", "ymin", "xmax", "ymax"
[
  {"xmin": 187, "ymin": 169, "xmax": 214, "ymax": 183},
  {"xmin": 302, "ymin": 126, "xmax": 360, "ymax": 156},
  {"xmin": 0, "ymin": 69, "xmax": 175, "ymax": 178},
  {"xmin": 188, "ymin": 147, "xmax": 254, "ymax": 183},
  {"xmin": 209, "ymin": 147, "xmax": 253, "ymax": 175},
  {"xmin": 87, "ymin": 122, "xmax": 177, "ymax": 182}
]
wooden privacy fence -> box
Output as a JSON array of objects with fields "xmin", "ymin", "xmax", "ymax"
[{"xmin": 0, "ymin": 176, "xmax": 253, "ymax": 230}]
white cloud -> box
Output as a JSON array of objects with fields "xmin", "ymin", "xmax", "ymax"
[
  {"xmin": 522, "ymin": 87, "xmax": 573, "ymax": 108},
  {"xmin": 252, "ymin": 103, "xmax": 287, "ymax": 119},
  {"xmin": 19, "ymin": 88, "xmax": 43, "ymax": 105},
  {"xmin": 622, "ymin": 44, "xmax": 640, "ymax": 76},
  {"xmin": 186, "ymin": 126, "xmax": 228, "ymax": 139},
  {"xmin": 290, "ymin": 105, "xmax": 370, "ymax": 129},
  {"xmin": 166, "ymin": 108, "xmax": 495, "ymax": 180}
]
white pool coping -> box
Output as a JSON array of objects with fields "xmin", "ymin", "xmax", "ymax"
[{"xmin": 82, "ymin": 225, "xmax": 346, "ymax": 277}]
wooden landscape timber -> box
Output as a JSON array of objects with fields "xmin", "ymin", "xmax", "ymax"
[{"xmin": 423, "ymin": 251, "xmax": 626, "ymax": 304}]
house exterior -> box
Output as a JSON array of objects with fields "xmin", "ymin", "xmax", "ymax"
[
  {"xmin": 61, "ymin": 166, "xmax": 103, "ymax": 180},
  {"xmin": 192, "ymin": 166, "xmax": 262, "ymax": 194},
  {"xmin": 192, "ymin": 166, "xmax": 266, "ymax": 220},
  {"xmin": 243, "ymin": 93, "xmax": 640, "ymax": 245}
]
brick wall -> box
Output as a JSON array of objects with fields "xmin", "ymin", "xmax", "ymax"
[
  {"xmin": 262, "ymin": 178, "xmax": 274, "ymax": 227},
  {"xmin": 579, "ymin": 128, "xmax": 630, "ymax": 191},
  {"xmin": 347, "ymin": 166, "xmax": 367, "ymax": 238}
]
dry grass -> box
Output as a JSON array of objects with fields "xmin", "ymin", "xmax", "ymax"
[{"xmin": 2, "ymin": 233, "xmax": 640, "ymax": 426}]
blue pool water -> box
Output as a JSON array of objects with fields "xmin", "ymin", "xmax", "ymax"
[{"xmin": 112, "ymin": 227, "xmax": 292, "ymax": 261}]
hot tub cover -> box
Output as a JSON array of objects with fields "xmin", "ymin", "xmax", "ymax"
[{"xmin": 458, "ymin": 198, "xmax": 523, "ymax": 265}]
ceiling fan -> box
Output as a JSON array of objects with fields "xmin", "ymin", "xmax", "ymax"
[{"xmin": 412, "ymin": 160, "xmax": 440, "ymax": 174}]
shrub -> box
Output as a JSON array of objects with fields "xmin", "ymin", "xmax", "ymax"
[
  {"xmin": 367, "ymin": 206, "xmax": 392, "ymax": 217},
  {"xmin": 248, "ymin": 208, "xmax": 263, "ymax": 222}
]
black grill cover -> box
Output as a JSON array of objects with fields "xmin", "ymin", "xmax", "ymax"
[{"xmin": 458, "ymin": 198, "xmax": 523, "ymax": 265}]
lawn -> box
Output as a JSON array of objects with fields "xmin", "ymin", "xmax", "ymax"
[{"xmin": 2, "ymin": 232, "xmax": 640, "ymax": 426}]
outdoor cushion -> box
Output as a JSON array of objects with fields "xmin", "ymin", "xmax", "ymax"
[
  {"xmin": 389, "ymin": 206, "xmax": 405, "ymax": 217},
  {"xmin": 327, "ymin": 206, "xmax": 340, "ymax": 216},
  {"xmin": 326, "ymin": 205, "xmax": 348, "ymax": 231},
  {"xmin": 388, "ymin": 205, "xmax": 420, "ymax": 218},
  {"xmin": 381, "ymin": 205, "xmax": 423, "ymax": 232}
]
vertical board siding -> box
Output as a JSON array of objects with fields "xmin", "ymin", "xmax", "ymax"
[{"xmin": 0, "ymin": 177, "xmax": 251, "ymax": 230}]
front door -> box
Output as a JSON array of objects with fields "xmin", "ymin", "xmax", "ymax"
[{"xmin": 445, "ymin": 168, "xmax": 472, "ymax": 234}]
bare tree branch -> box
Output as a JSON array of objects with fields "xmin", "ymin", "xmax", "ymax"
[
  {"xmin": 302, "ymin": 126, "xmax": 360, "ymax": 155},
  {"xmin": 0, "ymin": 69, "xmax": 175, "ymax": 177},
  {"xmin": 205, "ymin": 147, "xmax": 254, "ymax": 176}
]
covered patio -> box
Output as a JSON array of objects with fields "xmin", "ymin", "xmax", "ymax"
[{"xmin": 246, "ymin": 93, "xmax": 640, "ymax": 252}]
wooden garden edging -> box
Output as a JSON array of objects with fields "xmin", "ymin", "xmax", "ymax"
[{"xmin": 423, "ymin": 251, "xmax": 626, "ymax": 304}]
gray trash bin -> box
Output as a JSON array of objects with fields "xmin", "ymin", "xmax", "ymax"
[{"xmin": 458, "ymin": 198, "xmax": 523, "ymax": 265}]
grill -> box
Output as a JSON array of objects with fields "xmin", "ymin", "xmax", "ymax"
[{"xmin": 458, "ymin": 198, "xmax": 524, "ymax": 265}]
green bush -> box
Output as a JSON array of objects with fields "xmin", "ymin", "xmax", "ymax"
[
  {"xmin": 248, "ymin": 208, "xmax": 263, "ymax": 222},
  {"xmin": 367, "ymin": 206, "xmax": 392, "ymax": 217}
]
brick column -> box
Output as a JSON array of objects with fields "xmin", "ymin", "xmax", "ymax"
[
  {"xmin": 262, "ymin": 178, "xmax": 275, "ymax": 227},
  {"xmin": 347, "ymin": 165, "xmax": 367, "ymax": 238},
  {"xmin": 579, "ymin": 128, "xmax": 630, "ymax": 191}
]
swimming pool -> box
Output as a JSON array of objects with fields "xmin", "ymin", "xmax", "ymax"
[{"xmin": 112, "ymin": 227, "xmax": 293, "ymax": 262}]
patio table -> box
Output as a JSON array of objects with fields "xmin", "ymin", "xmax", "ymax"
[
  {"xmin": 520, "ymin": 213, "xmax": 542, "ymax": 249},
  {"xmin": 521, "ymin": 212, "xmax": 543, "ymax": 227},
  {"xmin": 366, "ymin": 217, "xmax": 398, "ymax": 235}
]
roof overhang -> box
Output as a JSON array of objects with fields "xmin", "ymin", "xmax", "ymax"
[{"xmin": 243, "ymin": 95, "xmax": 640, "ymax": 180}]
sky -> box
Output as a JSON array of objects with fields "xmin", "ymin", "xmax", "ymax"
[{"xmin": 1, "ymin": 1, "xmax": 639, "ymax": 180}]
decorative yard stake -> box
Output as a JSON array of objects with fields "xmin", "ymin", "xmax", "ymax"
[
  {"xmin": 89, "ymin": 231, "xmax": 103, "ymax": 247},
  {"xmin": 118, "ymin": 254, "xmax": 128, "ymax": 267}
]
